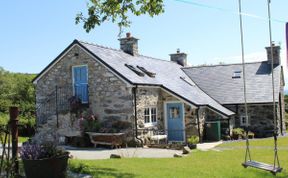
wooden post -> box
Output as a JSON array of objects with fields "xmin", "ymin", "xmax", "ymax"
[{"xmin": 9, "ymin": 106, "xmax": 19, "ymax": 175}]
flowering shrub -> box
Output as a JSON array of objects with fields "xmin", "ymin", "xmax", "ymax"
[{"xmin": 20, "ymin": 142, "xmax": 67, "ymax": 160}]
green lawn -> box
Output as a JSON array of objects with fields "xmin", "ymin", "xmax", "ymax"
[
  {"xmin": 0, "ymin": 135, "xmax": 29, "ymax": 144},
  {"xmin": 69, "ymin": 136, "xmax": 288, "ymax": 178}
]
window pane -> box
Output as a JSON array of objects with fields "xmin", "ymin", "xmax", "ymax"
[
  {"xmin": 144, "ymin": 115, "xmax": 150, "ymax": 123},
  {"xmin": 151, "ymin": 108, "xmax": 157, "ymax": 123},
  {"xmin": 144, "ymin": 108, "xmax": 150, "ymax": 123},
  {"xmin": 170, "ymin": 107, "xmax": 180, "ymax": 119}
]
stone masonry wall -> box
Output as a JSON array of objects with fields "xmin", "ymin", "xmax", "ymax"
[
  {"xmin": 36, "ymin": 45, "xmax": 134, "ymax": 135},
  {"xmin": 225, "ymin": 104, "xmax": 280, "ymax": 137}
]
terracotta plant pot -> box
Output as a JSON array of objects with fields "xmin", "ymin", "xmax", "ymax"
[{"xmin": 22, "ymin": 152, "xmax": 69, "ymax": 178}]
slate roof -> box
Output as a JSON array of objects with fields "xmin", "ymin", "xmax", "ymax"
[
  {"xmin": 183, "ymin": 61, "xmax": 282, "ymax": 105},
  {"xmin": 77, "ymin": 40, "xmax": 234, "ymax": 116}
]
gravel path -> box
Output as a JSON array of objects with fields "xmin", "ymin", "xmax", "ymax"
[{"xmin": 65, "ymin": 146, "xmax": 183, "ymax": 160}]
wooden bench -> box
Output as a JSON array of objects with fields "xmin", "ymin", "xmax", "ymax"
[{"xmin": 86, "ymin": 132, "xmax": 125, "ymax": 148}]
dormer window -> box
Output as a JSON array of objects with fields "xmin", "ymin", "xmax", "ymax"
[{"xmin": 232, "ymin": 71, "xmax": 242, "ymax": 78}]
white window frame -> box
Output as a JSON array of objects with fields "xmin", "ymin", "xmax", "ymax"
[
  {"xmin": 232, "ymin": 71, "xmax": 241, "ymax": 78},
  {"xmin": 240, "ymin": 115, "xmax": 249, "ymax": 126},
  {"xmin": 144, "ymin": 107, "xmax": 157, "ymax": 127}
]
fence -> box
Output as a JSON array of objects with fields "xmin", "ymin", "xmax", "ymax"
[{"xmin": 36, "ymin": 85, "xmax": 78, "ymax": 126}]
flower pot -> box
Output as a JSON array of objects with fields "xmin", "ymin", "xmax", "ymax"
[
  {"xmin": 22, "ymin": 152, "xmax": 69, "ymax": 178},
  {"xmin": 188, "ymin": 144, "xmax": 197, "ymax": 149}
]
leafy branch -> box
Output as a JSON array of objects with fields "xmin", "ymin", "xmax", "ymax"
[{"xmin": 75, "ymin": 0, "xmax": 165, "ymax": 35}]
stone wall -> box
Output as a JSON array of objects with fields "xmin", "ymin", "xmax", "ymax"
[
  {"xmin": 224, "ymin": 104, "xmax": 280, "ymax": 137},
  {"xmin": 36, "ymin": 45, "xmax": 134, "ymax": 135},
  {"xmin": 136, "ymin": 87, "xmax": 162, "ymax": 129}
]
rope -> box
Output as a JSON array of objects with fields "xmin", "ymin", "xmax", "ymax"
[
  {"xmin": 267, "ymin": 0, "xmax": 281, "ymax": 169},
  {"xmin": 238, "ymin": 0, "xmax": 251, "ymax": 163}
]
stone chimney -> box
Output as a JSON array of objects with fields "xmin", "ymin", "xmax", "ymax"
[
  {"xmin": 170, "ymin": 49, "xmax": 187, "ymax": 67},
  {"xmin": 119, "ymin": 32, "xmax": 138, "ymax": 56},
  {"xmin": 265, "ymin": 43, "xmax": 281, "ymax": 66}
]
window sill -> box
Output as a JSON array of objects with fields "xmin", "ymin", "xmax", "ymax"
[{"xmin": 144, "ymin": 123, "xmax": 157, "ymax": 128}]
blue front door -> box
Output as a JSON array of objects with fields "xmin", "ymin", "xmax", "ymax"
[
  {"xmin": 73, "ymin": 66, "xmax": 88, "ymax": 103},
  {"xmin": 167, "ymin": 103, "xmax": 184, "ymax": 142}
]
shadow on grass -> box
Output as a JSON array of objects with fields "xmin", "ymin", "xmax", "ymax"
[
  {"xmin": 70, "ymin": 163, "xmax": 136, "ymax": 178},
  {"xmin": 89, "ymin": 167, "xmax": 135, "ymax": 178},
  {"xmin": 245, "ymin": 167, "xmax": 288, "ymax": 178}
]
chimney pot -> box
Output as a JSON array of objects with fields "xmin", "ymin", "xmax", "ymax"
[
  {"xmin": 119, "ymin": 33, "xmax": 139, "ymax": 56},
  {"xmin": 170, "ymin": 50, "xmax": 187, "ymax": 67}
]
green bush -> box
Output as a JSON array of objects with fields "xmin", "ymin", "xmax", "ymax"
[
  {"xmin": 0, "ymin": 113, "xmax": 9, "ymax": 126},
  {"xmin": 232, "ymin": 128, "xmax": 244, "ymax": 139},
  {"xmin": 187, "ymin": 135, "xmax": 199, "ymax": 145}
]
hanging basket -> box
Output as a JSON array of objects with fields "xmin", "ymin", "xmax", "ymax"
[{"xmin": 22, "ymin": 152, "xmax": 69, "ymax": 178}]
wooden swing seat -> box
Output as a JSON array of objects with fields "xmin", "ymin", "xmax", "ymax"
[{"xmin": 242, "ymin": 160, "xmax": 282, "ymax": 175}]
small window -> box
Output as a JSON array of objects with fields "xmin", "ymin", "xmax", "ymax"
[
  {"xmin": 137, "ymin": 66, "xmax": 156, "ymax": 78},
  {"xmin": 240, "ymin": 115, "xmax": 249, "ymax": 126},
  {"xmin": 232, "ymin": 71, "xmax": 242, "ymax": 78},
  {"xmin": 144, "ymin": 108, "xmax": 150, "ymax": 123},
  {"xmin": 144, "ymin": 107, "xmax": 157, "ymax": 126},
  {"xmin": 170, "ymin": 107, "xmax": 180, "ymax": 119},
  {"xmin": 125, "ymin": 64, "xmax": 145, "ymax": 76}
]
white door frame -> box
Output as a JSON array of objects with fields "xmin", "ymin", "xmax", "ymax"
[{"xmin": 164, "ymin": 101, "xmax": 186, "ymax": 143}]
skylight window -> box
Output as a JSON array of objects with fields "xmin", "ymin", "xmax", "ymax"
[
  {"xmin": 232, "ymin": 71, "xmax": 242, "ymax": 78},
  {"xmin": 180, "ymin": 77, "xmax": 195, "ymax": 86},
  {"xmin": 137, "ymin": 66, "xmax": 156, "ymax": 78},
  {"xmin": 125, "ymin": 64, "xmax": 145, "ymax": 76}
]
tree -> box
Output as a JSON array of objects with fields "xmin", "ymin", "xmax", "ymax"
[{"xmin": 75, "ymin": 0, "xmax": 165, "ymax": 35}]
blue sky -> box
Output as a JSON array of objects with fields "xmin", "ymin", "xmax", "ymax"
[{"xmin": 0, "ymin": 0, "xmax": 287, "ymax": 87}]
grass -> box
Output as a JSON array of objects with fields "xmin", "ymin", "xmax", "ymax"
[
  {"xmin": 18, "ymin": 136, "xmax": 29, "ymax": 143},
  {"xmin": 0, "ymin": 135, "xmax": 29, "ymax": 144},
  {"xmin": 69, "ymin": 136, "xmax": 288, "ymax": 178}
]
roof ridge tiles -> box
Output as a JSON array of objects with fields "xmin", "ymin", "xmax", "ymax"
[
  {"xmin": 78, "ymin": 40, "xmax": 122, "ymax": 52},
  {"xmin": 78, "ymin": 39, "xmax": 182, "ymax": 65},
  {"xmin": 182, "ymin": 61, "xmax": 266, "ymax": 69}
]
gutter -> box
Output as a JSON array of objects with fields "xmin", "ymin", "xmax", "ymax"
[
  {"xmin": 132, "ymin": 85, "xmax": 143, "ymax": 146},
  {"xmin": 196, "ymin": 108, "xmax": 202, "ymax": 143}
]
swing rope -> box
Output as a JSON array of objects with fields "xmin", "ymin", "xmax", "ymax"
[
  {"xmin": 239, "ymin": 0, "xmax": 282, "ymax": 174},
  {"xmin": 267, "ymin": 0, "xmax": 281, "ymax": 170}
]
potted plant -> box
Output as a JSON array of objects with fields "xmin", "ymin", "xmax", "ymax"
[
  {"xmin": 20, "ymin": 141, "xmax": 69, "ymax": 178},
  {"xmin": 187, "ymin": 135, "xmax": 199, "ymax": 149}
]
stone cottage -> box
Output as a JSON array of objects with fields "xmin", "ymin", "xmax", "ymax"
[{"xmin": 32, "ymin": 33, "xmax": 285, "ymax": 144}]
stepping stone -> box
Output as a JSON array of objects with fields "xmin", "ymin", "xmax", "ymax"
[
  {"xmin": 182, "ymin": 146, "xmax": 191, "ymax": 154},
  {"xmin": 110, "ymin": 154, "xmax": 121, "ymax": 159},
  {"xmin": 173, "ymin": 153, "xmax": 182, "ymax": 158}
]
